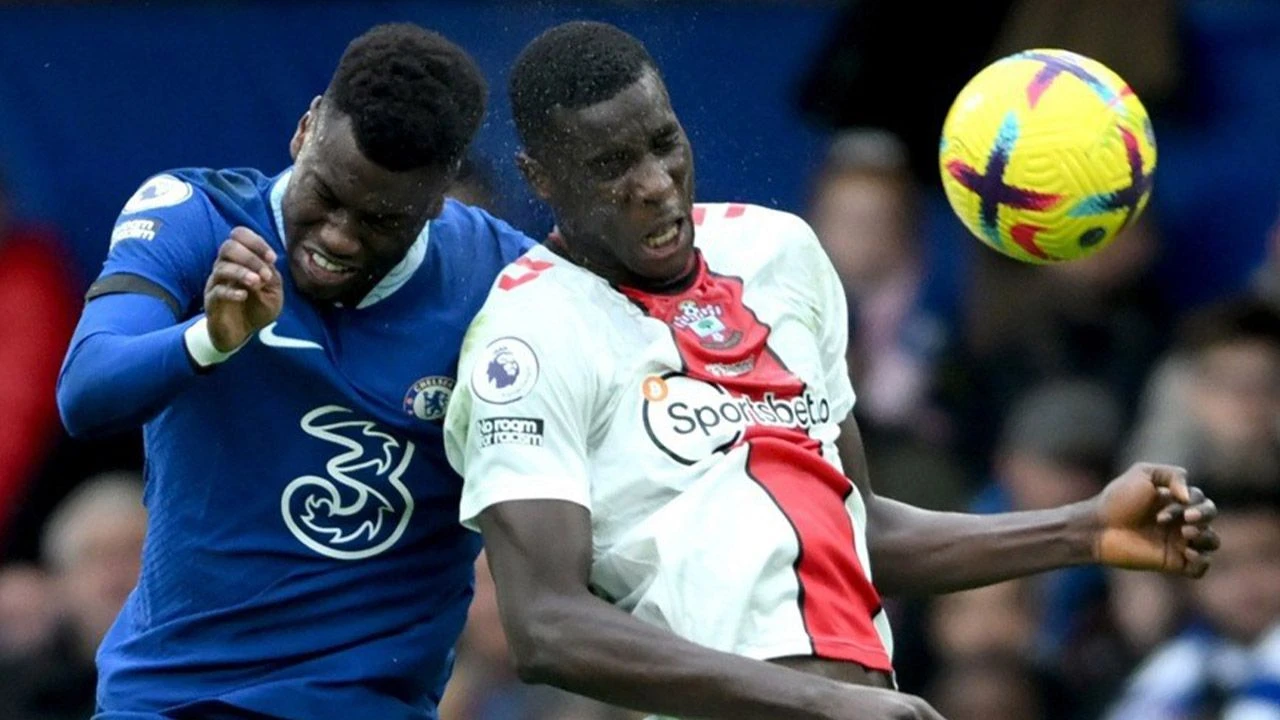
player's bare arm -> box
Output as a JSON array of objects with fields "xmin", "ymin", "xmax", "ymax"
[
  {"xmin": 477, "ymin": 498, "xmax": 947, "ymax": 720},
  {"xmin": 204, "ymin": 226, "xmax": 282, "ymax": 351},
  {"xmin": 837, "ymin": 416, "xmax": 1220, "ymax": 597}
]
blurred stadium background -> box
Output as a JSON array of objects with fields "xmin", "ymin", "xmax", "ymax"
[{"xmin": 1, "ymin": 1, "xmax": 1279, "ymax": 718}]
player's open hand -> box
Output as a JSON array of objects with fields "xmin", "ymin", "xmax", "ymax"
[
  {"xmin": 204, "ymin": 226, "xmax": 283, "ymax": 351},
  {"xmin": 838, "ymin": 686, "xmax": 947, "ymax": 720},
  {"xmin": 1092, "ymin": 463, "xmax": 1220, "ymax": 577}
]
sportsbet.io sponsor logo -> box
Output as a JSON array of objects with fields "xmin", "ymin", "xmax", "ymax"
[
  {"xmin": 477, "ymin": 416, "xmax": 544, "ymax": 448},
  {"xmin": 641, "ymin": 373, "xmax": 831, "ymax": 465}
]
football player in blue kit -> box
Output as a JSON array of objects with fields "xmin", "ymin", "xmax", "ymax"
[{"xmin": 56, "ymin": 24, "xmax": 533, "ymax": 720}]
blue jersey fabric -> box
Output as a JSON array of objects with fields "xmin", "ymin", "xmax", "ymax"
[{"xmin": 62, "ymin": 168, "xmax": 533, "ymax": 719}]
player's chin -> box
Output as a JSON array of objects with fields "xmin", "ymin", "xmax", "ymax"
[{"xmin": 631, "ymin": 249, "xmax": 694, "ymax": 285}]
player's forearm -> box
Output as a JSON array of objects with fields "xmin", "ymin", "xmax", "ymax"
[
  {"xmin": 867, "ymin": 495, "xmax": 1097, "ymax": 596},
  {"xmin": 57, "ymin": 294, "xmax": 201, "ymax": 437},
  {"xmin": 508, "ymin": 595, "xmax": 849, "ymax": 720}
]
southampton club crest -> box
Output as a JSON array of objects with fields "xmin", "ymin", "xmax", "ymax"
[
  {"xmin": 673, "ymin": 299, "xmax": 743, "ymax": 350},
  {"xmin": 403, "ymin": 376, "xmax": 454, "ymax": 421}
]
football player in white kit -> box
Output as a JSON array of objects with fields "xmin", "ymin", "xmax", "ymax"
[{"xmin": 444, "ymin": 21, "xmax": 1220, "ymax": 720}]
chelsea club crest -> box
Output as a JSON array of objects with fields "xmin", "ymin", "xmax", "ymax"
[{"xmin": 404, "ymin": 376, "xmax": 455, "ymax": 421}]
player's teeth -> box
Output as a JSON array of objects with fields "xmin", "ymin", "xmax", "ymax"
[
  {"xmin": 311, "ymin": 251, "xmax": 349, "ymax": 273},
  {"xmin": 645, "ymin": 225, "xmax": 678, "ymax": 249}
]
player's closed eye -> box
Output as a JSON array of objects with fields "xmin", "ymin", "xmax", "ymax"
[
  {"xmin": 652, "ymin": 130, "xmax": 679, "ymax": 154},
  {"xmin": 362, "ymin": 215, "xmax": 405, "ymax": 234},
  {"xmin": 593, "ymin": 153, "xmax": 632, "ymax": 181},
  {"xmin": 313, "ymin": 183, "xmax": 340, "ymax": 209}
]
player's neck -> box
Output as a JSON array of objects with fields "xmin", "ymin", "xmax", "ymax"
[{"xmin": 621, "ymin": 253, "xmax": 700, "ymax": 295}]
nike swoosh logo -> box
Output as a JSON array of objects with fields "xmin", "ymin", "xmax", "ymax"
[{"xmin": 259, "ymin": 322, "xmax": 322, "ymax": 350}]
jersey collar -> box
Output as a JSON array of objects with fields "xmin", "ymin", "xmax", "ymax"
[{"xmin": 270, "ymin": 168, "xmax": 430, "ymax": 310}]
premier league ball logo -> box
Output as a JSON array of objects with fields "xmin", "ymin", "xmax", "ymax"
[
  {"xmin": 487, "ymin": 349, "xmax": 521, "ymax": 389},
  {"xmin": 471, "ymin": 337, "xmax": 540, "ymax": 405}
]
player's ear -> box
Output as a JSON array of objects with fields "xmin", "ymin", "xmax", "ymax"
[
  {"xmin": 290, "ymin": 96, "xmax": 323, "ymax": 161},
  {"xmin": 516, "ymin": 150, "xmax": 553, "ymax": 201}
]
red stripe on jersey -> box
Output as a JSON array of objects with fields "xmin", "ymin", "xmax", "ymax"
[
  {"xmin": 744, "ymin": 437, "xmax": 891, "ymax": 670},
  {"xmin": 622, "ymin": 255, "xmax": 890, "ymax": 670},
  {"xmin": 692, "ymin": 206, "xmax": 707, "ymax": 226},
  {"xmin": 498, "ymin": 257, "xmax": 555, "ymax": 291},
  {"xmin": 724, "ymin": 203, "xmax": 746, "ymax": 219}
]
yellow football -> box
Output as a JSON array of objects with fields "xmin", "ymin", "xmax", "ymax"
[{"xmin": 939, "ymin": 49, "xmax": 1157, "ymax": 263}]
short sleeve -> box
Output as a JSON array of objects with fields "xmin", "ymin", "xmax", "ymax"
[
  {"xmin": 91, "ymin": 173, "xmax": 220, "ymax": 317},
  {"xmin": 444, "ymin": 296, "xmax": 597, "ymax": 530},
  {"xmin": 776, "ymin": 212, "xmax": 857, "ymax": 422}
]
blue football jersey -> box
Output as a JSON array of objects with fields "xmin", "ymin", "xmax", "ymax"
[{"xmin": 92, "ymin": 168, "xmax": 532, "ymax": 718}]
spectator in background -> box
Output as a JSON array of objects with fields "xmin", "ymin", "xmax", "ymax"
[
  {"xmin": 808, "ymin": 129, "xmax": 969, "ymax": 511},
  {"xmin": 970, "ymin": 379, "xmax": 1131, "ymax": 715},
  {"xmin": 976, "ymin": 379, "xmax": 1123, "ymax": 514},
  {"xmin": 0, "ymin": 564, "xmax": 58, "ymax": 659},
  {"xmin": 0, "ymin": 170, "xmax": 79, "ymax": 554},
  {"xmin": 929, "ymin": 579, "xmax": 1038, "ymax": 663},
  {"xmin": 1104, "ymin": 485, "xmax": 1280, "ymax": 720},
  {"xmin": 808, "ymin": 129, "xmax": 955, "ymax": 441},
  {"xmin": 0, "ymin": 472, "xmax": 146, "ymax": 720},
  {"xmin": 1126, "ymin": 297, "xmax": 1280, "ymax": 485},
  {"xmin": 958, "ymin": 214, "xmax": 1169, "ymax": 467},
  {"xmin": 927, "ymin": 654, "xmax": 1048, "ymax": 720},
  {"xmin": 1250, "ymin": 191, "xmax": 1280, "ymax": 309}
]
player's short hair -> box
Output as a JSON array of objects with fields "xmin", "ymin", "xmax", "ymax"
[
  {"xmin": 509, "ymin": 21, "xmax": 657, "ymax": 155},
  {"xmin": 325, "ymin": 23, "xmax": 487, "ymax": 173}
]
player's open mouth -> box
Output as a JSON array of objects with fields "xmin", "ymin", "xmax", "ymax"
[
  {"xmin": 307, "ymin": 249, "xmax": 357, "ymax": 275},
  {"xmin": 643, "ymin": 221, "xmax": 681, "ymax": 250},
  {"xmin": 640, "ymin": 217, "xmax": 691, "ymax": 265}
]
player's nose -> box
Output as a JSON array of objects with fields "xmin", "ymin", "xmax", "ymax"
[
  {"xmin": 628, "ymin": 156, "xmax": 677, "ymax": 206},
  {"xmin": 315, "ymin": 216, "xmax": 362, "ymax": 258}
]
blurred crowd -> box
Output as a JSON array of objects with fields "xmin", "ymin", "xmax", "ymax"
[{"xmin": 1, "ymin": 1, "xmax": 1279, "ymax": 719}]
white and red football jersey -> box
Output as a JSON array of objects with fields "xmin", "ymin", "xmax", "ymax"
[{"xmin": 444, "ymin": 203, "xmax": 894, "ymax": 672}]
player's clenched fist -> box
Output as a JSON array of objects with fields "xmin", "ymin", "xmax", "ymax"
[
  {"xmin": 1092, "ymin": 463, "xmax": 1220, "ymax": 578},
  {"xmin": 839, "ymin": 686, "xmax": 947, "ymax": 720},
  {"xmin": 204, "ymin": 226, "xmax": 283, "ymax": 351}
]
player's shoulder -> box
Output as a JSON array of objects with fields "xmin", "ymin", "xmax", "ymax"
[
  {"xmin": 434, "ymin": 198, "xmax": 536, "ymax": 262},
  {"xmin": 109, "ymin": 168, "xmax": 280, "ymax": 255},
  {"xmin": 485, "ymin": 245, "xmax": 591, "ymax": 305},
  {"xmin": 113, "ymin": 167, "xmax": 277, "ymax": 238},
  {"xmin": 694, "ymin": 202, "xmax": 818, "ymax": 248},
  {"xmin": 121, "ymin": 168, "xmax": 269, "ymax": 213},
  {"xmin": 472, "ymin": 244, "xmax": 612, "ymax": 334},
  {"xmin": 693, "ymin": 202, "xmax": 823, "ymax": 273}
]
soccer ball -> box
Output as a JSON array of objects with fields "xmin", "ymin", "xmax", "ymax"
[{"xmin": 938, "ymin": 49, "xmax": 1157, "ymax": 264}]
